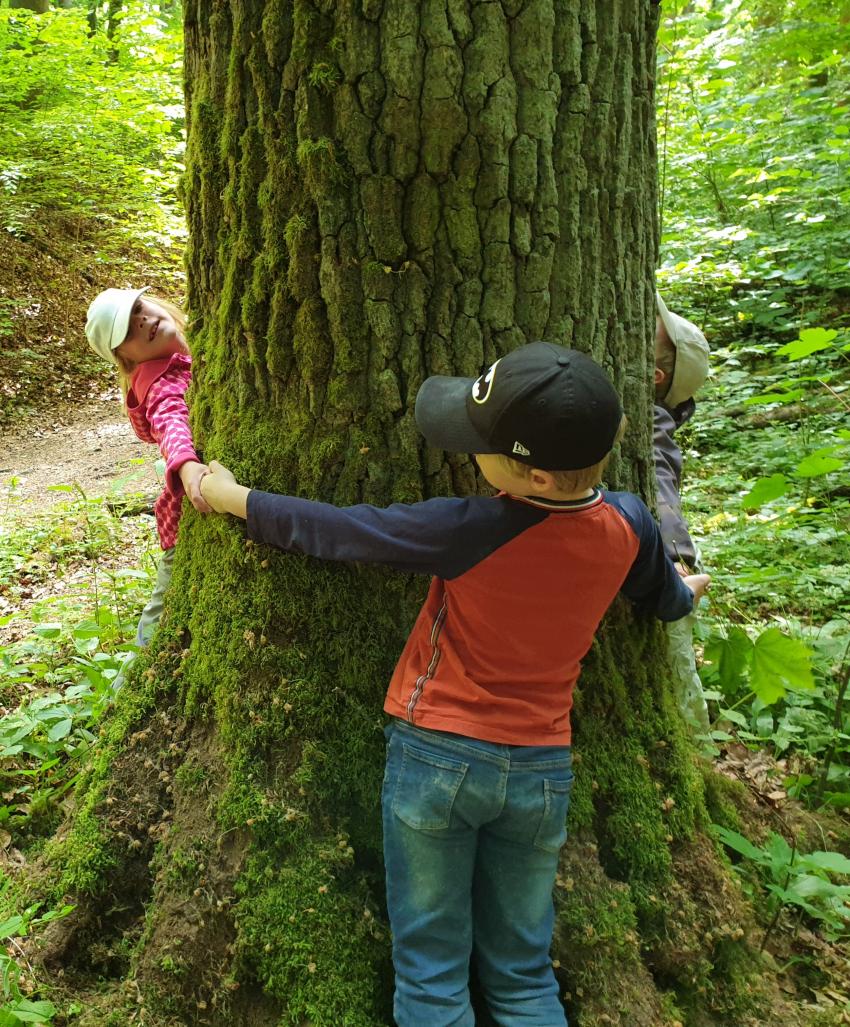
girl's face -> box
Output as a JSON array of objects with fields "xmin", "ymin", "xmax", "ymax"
[{"xmin": 116, "ymin": 296, "xmax": 188, "ymax": 365}]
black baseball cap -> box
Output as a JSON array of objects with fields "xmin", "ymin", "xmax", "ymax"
[{"xmin": 415, "ymin": 342, "xmax": 623, "ymax": 471}]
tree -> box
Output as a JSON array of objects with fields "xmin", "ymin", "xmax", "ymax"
[
  {"xmin": 9, "ymin": 1, "xmax": 50, "ymax": 13},
  {"xmin": 37, "ymin": 2, "xmax": 783, "ymax": 1025}
]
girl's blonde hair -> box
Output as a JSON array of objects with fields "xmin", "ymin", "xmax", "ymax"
[
  {"xmin": 114, "ymin": 296, "xmax": 188, "ymax": 410},
  {"xmin": 496, "ymin": 414, "xmax": 628, "ymax": 492}
]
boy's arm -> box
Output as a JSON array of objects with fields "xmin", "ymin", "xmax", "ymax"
[
  {"xmin": 653, "ymin": 405, "xmax": 698, "ymax": 568},
  {"xmin": 200, "ymin": 462, "xmax": 503, "ymax": 577},
  {"xmin": 606, "ymin": 492, "xmax": 700, "ymax": 621}
]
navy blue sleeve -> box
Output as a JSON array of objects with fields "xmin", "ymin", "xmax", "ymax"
[
  {"xmin": 653, "ymin": 405, "xmax": 697, "ymax": 567},
  {"xmin": 246, "ymin": 490, "xmax": 545, "ymax": 580},
  {"xmin": 604, "ymin": 491, "xmax": 695, "ymax": 622}
]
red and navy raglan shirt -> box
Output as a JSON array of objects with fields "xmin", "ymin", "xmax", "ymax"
[
  {"xmin": 126, "ymin": 353, "xmax": 200, "ymax": 551},
  {"xmin": 246, "ymin": 488, "xmax": 694, "ymax": 746}
]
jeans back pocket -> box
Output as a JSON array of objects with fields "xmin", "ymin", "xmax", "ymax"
[
  {"xmin": 533, "ymin": 776, "xmax": 574, "ymax": 853},
  {"xmin": 391, "ymin": 743, "xmax": 469, "ymax": 832}
]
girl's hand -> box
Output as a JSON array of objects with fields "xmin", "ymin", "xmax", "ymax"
[
  {"xmin": 199, "ymin": 461, "xmax": 250, "ymax": 519},
  {"xmin": 179, "ymin": 460, "xmax": 213, "ymax": 514}
]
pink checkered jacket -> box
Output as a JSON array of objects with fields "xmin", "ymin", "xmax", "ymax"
[{"xmin": 126, "ymin": 353, "xmax": 200, "ymax": 551}]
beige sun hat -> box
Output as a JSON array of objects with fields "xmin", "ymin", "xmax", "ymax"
[
  {"xmin": 656, "ymin": 291, "xmax": 710, "ymax": 408},
  {"xmin": 85, "ymin": 287, "xmax": 149, "ymax": 363}
]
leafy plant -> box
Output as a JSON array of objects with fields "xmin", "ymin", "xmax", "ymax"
[
  {"xmin": 714, "ymin": 825, "xmax": 850, "ymax": 943},
  {"xmin": 0, "ymin": 4, "xmax": 186, "ymax": 259},
  {"xmin": 0, "ymin": 477, "xmax": 156, "ymax": 836},
  {"xmin": 0, "ymin": 878, "xmax": 72, "ymax": 1025},
  {"xmin": 658, "ymin": 0, "xmax": 850, "ymax": 318}
]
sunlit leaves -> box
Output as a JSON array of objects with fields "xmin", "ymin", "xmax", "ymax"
[
  {"xmin": 658, "ymin": 0, "xmax": 850, "ymax": 293},
  {"xmin": 794, "ymin": 450, "xmax": 845, "ymax": 478},
  {"xmin": 0, "ymin": 4, "xmax": 184, "ymax": 250},
  {"xmin": 750, "ymin": 627, "xmax": 815, "ymax": 703},
  {"xmin": 741, "ymin": 473, "xmax": 788, "ymax": 510},
  {"xmin": 704, "ymin": 625, "xmax": 814, "ymax": 705},
  {"xmin": 777, "ymin": 328, "xmax": 839, "ymax": 360}
]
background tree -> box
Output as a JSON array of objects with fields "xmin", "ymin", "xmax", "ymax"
[
  {"xmin": 32, "ymin": 2, "xmax": 819, "ymax": 1025},
  {"xmin": 9, "ymin": 1, "xmax": 50, "ymax": 13}
]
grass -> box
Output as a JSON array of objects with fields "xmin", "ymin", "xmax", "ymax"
[{"xmin": 0, "ymin": 473, "xmax": 159, "ymax": 1023}]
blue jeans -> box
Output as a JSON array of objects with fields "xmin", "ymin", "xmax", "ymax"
[{"xmin": 382, "ymin": 720, "xmax": 572, "ymax": 1027}]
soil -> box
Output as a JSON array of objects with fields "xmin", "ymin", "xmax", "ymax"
[
  {"xmin": 0, "ymin": 387, "xmax": 160, "ymax": 508},
  {"xmin": 0, "ymin": 386, "xmax": 163, "ymax": 653}
]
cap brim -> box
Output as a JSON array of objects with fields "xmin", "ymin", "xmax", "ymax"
[
  {"xmin": 415, "ymin": 375, "xmax": 499, "ymax": 455},
  {"xmin": 110, "ymin": 286, "xmax": 149, "ymax": 351},
  {"xmin": 655, "ymin": 291, "xmax": 678, "ymax": 345}
]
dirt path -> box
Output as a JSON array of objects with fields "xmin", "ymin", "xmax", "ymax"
[
  {"xmin": 0, "ymin": 386, "xmax": 160, "ymax": 509},
  {"xmin": 0, "ymin": 390, "xmax": 163, "ymax": 645}
]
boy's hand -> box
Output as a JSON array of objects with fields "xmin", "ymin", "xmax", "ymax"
[
  {"xmin": 200, "ymin": 461, "xmax": 250, "ymax": 519},
  {"xmin": 179, "ymin": 460, "xmax": 213, "ymax": 514},
  {"xmin": 683, "ymin": 573, "xmax": 710, "ymax": 604}
]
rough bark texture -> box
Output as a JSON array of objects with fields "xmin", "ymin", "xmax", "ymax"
[{"xmin": 35, "ymin": 3, "xmax": 787, "ymax": 1025}]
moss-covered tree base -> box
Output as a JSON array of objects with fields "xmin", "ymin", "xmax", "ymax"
[{"xmin": 19, "ymin": 528, "xmax": 846, "ymax": 1027}]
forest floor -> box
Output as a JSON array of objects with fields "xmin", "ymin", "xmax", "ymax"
[
  {"xmin": 0, "ymin": 389, "xmax": 158, "ymax": 509},
  {"xmin": 0, "ymin": 387, "xmax": 161, "ymax": 649}
]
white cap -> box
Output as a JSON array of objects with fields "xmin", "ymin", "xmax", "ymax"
[
  {"xmin": 85, "ymin": 287, "xmax": 149, "ymax": 363},
  {"xmin": 656, "ymin": 291, "xmax": 710, "ymax": 408}
]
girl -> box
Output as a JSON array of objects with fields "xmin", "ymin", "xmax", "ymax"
[{"xmin": 85, "ymin": 287, "xmax": 210, "ymax": 663}]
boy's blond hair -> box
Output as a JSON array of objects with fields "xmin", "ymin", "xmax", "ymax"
[
  {"xmin": 496, "ymin": 415, "xmax": 627, "ymax": 492},
  {"xmin": 114, "ymin": 296, "xmax": 188, "ymax": 410}
]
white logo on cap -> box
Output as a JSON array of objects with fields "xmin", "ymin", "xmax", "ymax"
[
  {"xmin": 471, "ymin": 359, "xmax": 501, "ymax": 405},
  {"xmin": 512, "ymin": 441, "xmax": 530, "ymax": 456}
]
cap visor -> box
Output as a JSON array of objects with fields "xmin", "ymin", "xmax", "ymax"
[
  {"xmin": 655, "ymin": 291, "xmax": 678, "ymax": 344},
  {"xmin": 110, "ymin": 286, "xmax": 149, "ymax": 350},
  {"xmin": 415, "ymin": 375, "xmax": 499, "ymax": 455}
]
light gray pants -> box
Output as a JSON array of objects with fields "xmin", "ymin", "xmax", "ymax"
[
  {"xmin": 113, "ymin": 547, "xmax": 175, "ymax": 691},
  {"xmin": 135, "ymin": 546, "xmax": 175, "ymax": 646},
  {"xmin": 667, "ymin": 610, "xmax": 710, "ymax": 734}
]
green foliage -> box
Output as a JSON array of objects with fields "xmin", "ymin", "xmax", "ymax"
[
  {"xmin": 0, "ymin": 3, "xmax": 185, "ymax": 260},
  {"xmin": 659, "ymin": 0, "xmax": 850, "ymax": 313},
  {"xmin": 686, "ymin": 317, "xmax": 850, "ymax": 803},
  {"xmin": 0, "ymin": 879, "xmax": 73, "ymax": 1025},
  {"xmin": 714, "ymin": 825, "xmax": 850, "ymax": 940},
  {"xmin": 0, "ymin": 478, "xmax": 157, "ymax": 838},
  {"xmin": 659, "ymin": 1, "xmax": 850, "ymax": 834},
  {"xmin": 704, "ymin": 625, "xmax": 814, "ymax": 705}
]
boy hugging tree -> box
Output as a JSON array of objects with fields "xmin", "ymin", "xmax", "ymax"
[
  {"xmin": 654, "ymin": 292, "xmax": 712, "ymax": 733},
  {"xmin": 201, "ymin": 342, "xmax": 709, "ymax": 1027}
]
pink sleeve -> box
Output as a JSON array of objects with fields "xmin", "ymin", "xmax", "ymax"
[{"xmin": 144, "ymin": 373, "xmax": 200, "ymax": 497}]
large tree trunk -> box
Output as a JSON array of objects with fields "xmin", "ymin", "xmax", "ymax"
[{"xmin": 37, "ymin": 3, "xmax": 778, "ymax": 1025}]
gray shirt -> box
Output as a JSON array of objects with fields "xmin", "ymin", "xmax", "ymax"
[{"xmin": 653, "ymin": 399, "xmax": 697, "ymax": 568}]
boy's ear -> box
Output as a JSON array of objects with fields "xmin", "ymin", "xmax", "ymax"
[
  {"xmin": 654, "ymin": 367, "xmax": 667, "ymax": 386},
  {"xmin": 528, "ymin": 468, "xmax": 556, "ymax": 492}
]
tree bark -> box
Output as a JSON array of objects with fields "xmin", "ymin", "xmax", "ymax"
[
  {"xmin": 10, "ymin": 0, "xmax": 50, "ymax": 12},
  {"xmin": 38, "ymin": 3, "xmax": 776, "ymax": 1025}
]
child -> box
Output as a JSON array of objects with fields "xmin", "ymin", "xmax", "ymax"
[
  {"xmin": 654, "ymin": 292, "xmax": 712, "ymax": 732},
  {"xmin": 200, "ymin": 342, "xmax": 709, "ymax": 1027},
  {"xmin": 85, "ymin": 287, "xmax": 210, "ymax": 661}
]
